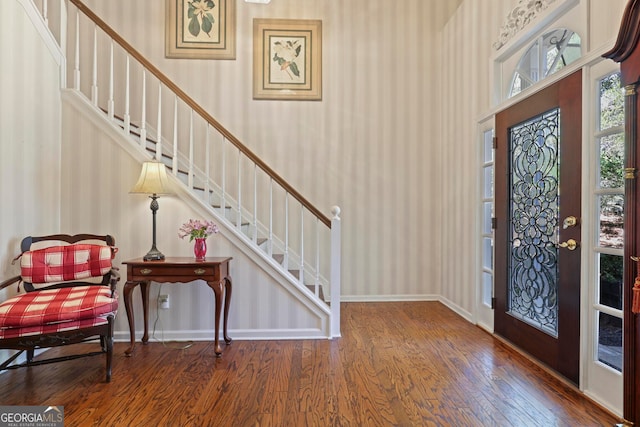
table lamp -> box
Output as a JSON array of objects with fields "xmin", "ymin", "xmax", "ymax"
[{"xmin": 130, "ymin": 161, "xmax": 172, "ymax": 261}]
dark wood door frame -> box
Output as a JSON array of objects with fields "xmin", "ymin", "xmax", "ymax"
[{"xmin": 603, "ymin": 0, "xmax": 640, "ymax": 423}]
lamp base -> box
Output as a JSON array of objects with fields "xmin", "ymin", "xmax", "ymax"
[{"xmin": 143, "ymin": 248, "xmax": 165, "ymax": 261}]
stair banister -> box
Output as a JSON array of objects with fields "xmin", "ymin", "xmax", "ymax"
[{"xmin": 67, "ymin": 0, "xmax": 330, "ymax": 227}]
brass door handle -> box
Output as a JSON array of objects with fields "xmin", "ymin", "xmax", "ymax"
[
  {"xmin": 559, "ymin": 239, "xmax": 578, "ymax": 251},
  {"xmin": 563, "ymin": 216, "xmax": 578, "ymax": 229}
]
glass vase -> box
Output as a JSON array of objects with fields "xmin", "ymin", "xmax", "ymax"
[{"xmin": 193, "ymin": 238, "xmax": 207, "ymax": 261}]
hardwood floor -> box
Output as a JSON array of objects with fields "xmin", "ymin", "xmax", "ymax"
[{"xmin": 0, "ymin": 302, "xmax": 621, "ymax": 426}]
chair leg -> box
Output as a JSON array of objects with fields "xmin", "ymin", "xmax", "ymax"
[
  {"xmin": 105, "ymin": 336, "xmax": 113, "ymax": 382},
  {"xmin": 26, "ymin": 349, "xmax": 35, "ymax": 364},
  {"xmin": 105, "ymin": 316, "xmax": 114, "ymax": 382}
]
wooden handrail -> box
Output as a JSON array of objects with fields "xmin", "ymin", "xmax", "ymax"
[{"xmin": 69, "ymin": 0, "xmax": 331, "ymax": 228}]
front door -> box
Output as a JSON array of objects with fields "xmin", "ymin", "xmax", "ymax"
[{"xmin": 494, "ymin": 70, "xmax": 582, "ymax": 384}]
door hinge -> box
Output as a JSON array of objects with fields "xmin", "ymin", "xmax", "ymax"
[
  {"xmin": 491, "ymin": 297, "xmax": 496, "ymax": 309},
  {"xmin": 491, "ymin": 217, "xmax": 497, "ymax": 229},
  {"xmin": 624, "ymin": 167, "xmax": 636, "ymax": 180},
  {"xmin": 493, "ymin": 136, "xmax": 497, "ymax": 149}
]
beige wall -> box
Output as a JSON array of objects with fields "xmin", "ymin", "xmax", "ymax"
[
  {"xmin": 0, "ymin": 0, "xmax": 63, "ymax": 361},
  {"xmin": 0, "ymin": 1, "xmax": 62, "ymax": 289},
  {"xmin": 80, "ymin": 0, "xmax": 463, "ymax": 301}
]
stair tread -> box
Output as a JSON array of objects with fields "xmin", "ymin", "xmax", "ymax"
[{"xmin": 306, "ymin": 285, "xmax": 325, "ymax": 301}]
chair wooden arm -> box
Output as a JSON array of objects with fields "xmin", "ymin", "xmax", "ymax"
[
  {"xmin": 109, "ymin": 267, "xmax": 120, "ymax": 297},
  {"xmin": 0, "ymin": 276, "xmax": 21, "ymax": 292}
]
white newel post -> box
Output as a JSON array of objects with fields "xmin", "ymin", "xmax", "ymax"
[{"xmin": 330, "ymin": 205, "xmax": 341, "ymax": 338}]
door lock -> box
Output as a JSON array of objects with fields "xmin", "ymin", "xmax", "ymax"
[
  {"xmin": 559, "ymin": 239, "xmax": 578, "ymax": 251},
  {"xmin": 562, "ymin": 216, "xmax": 578, "ymax": 229}
]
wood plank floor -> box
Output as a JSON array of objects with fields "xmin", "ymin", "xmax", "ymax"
[{"xmin": 0, "ymin": 302, "xmax": 621, "ymax": 426}]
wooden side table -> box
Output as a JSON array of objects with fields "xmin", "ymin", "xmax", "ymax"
[{"xmin": 122, "ymin": 257, "xmax": 232, "ymax": 357}]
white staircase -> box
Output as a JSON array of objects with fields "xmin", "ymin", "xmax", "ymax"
[{"xmin": 28, "ymin": 0, "xmax": 341, "ymax": 338}]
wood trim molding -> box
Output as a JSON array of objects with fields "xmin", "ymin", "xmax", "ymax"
[
  {"xmin": 603, "ymin": 1, "xmax": 640, "ymax": 423},
  {"xmin": 603, "ymin": 0, "xmax": 640, "ymax": 62}
]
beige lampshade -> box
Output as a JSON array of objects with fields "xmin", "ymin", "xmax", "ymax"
[{"xmin": 130, "ymin": 161, "xmax": 172, "ymax": 195}]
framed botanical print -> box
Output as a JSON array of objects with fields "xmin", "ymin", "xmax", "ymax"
[
  {"xmin": 253, "ymin": 19, "xmax": 322, "ymax": 100},
  {"xmin": 165, "ymin": 0, "xmax": 236, "ymax": 60}
]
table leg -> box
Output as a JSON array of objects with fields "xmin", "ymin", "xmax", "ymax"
[
  {"xmin": 140, "ymin": 281, "xmax": 150, "ymax": 344},
  {"xmin": 207, "ymin": 279, "xmax": 224, "ymax": 357},
  {"xmin": 223, "ymin": 275, "xmax": 232, "ymax": 345},
  {"xmin": 123, "ymin": 280, "xmax": 137, "ymax": 356}
]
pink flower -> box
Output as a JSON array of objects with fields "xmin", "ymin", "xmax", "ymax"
[{"xmin": 178, "ymin": 219, "xmax": 219, "ymax": 241}]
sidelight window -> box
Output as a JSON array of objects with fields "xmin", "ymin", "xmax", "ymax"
[
  {"xmin": 594, "ymin": 72, "xmax": 624, "ymax": 372},
  {"xmin": 481, "ymin": 129, "xmax": 494, "ymax": 309}
]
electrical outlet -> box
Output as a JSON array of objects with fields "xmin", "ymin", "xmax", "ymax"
[{"xmin": 158, "ymin": 294, "xmax": 170, "ymax": 309}]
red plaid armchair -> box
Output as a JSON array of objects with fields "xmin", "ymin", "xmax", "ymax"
[{"xmin": 0, "ymin": 234, "xmax": 119, "ymax": 382}]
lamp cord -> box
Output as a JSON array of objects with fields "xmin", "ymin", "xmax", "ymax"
[{"xmin": 152, "ymin": 284, "xmax": 194, "ymax": 350}]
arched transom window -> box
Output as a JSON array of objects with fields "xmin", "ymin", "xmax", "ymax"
[{"xmin": 510, "ymin": 28, "xmax": 581, "ymax": 98}]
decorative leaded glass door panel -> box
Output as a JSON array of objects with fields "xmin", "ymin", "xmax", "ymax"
[
  {"xmin": 495, "ymin": 70, "xmax": 582, "ymax": 385},
  {"xmin": 509, "ymin": 108, "xmax": 561, "ymax": 337}
]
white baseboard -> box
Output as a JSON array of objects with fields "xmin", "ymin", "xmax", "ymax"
[
  {"xmin": 339, "ymin": 294, "xmax": 440, "ymax": 302},
  {"xmin": 114, "ymin": 328, "xmax": 328, "ymax": 342}
]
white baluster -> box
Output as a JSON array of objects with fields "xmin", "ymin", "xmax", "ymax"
[
  {"xmin": 123, "ymin": 56, "xmax": 130, "ymax": 136},
  {"xmin": 284, "ymin": 194, "xmax": 289, "ymax": 270},
  {"xmin": 43, "ymin": 0, "xmax": 48, "ymax": 27},
  {"xmin": 221, "ymin": 139, "xmax": 227, "ymax": 213},
  {"xmin": 330, "ymin": 206, "xmax": 342, "ymax": 338},
  {"xmin": 299, "ymin": 205, "xmax": 304, "ymax": 286},
  {"xmin": 73, "ymin": 10, "xmax": 80, "ymax": 90},
  {"xmin": 237, "ymin": 149, "xmax": 242, "ymax": 230},
  {"xmin": 188, "ymin": 109, "xmax": 194, "ymax": 188},
  {"xmin": 139, "ymin": 71, "xmax": 147, "ymax": 148},
  {"xmin": 205, "ymin": 125, "xmax": 211, "ymax": 203},
  {"xmin": 91, "ymin": 25, "xmax": 98, "ymax": 105},
  {"xmin": 268, "ymin": 178, "xmax": 273, "ymax": 257},
  {"xmin": 156, "ymin": 83, "xmax": 162, "ymax": 160},
  {"xmin": 59, "ymin": 0, "xmax": 67, "ymax": 88},
  {"xmin": 315, "ymin": 218, "xmax": 320, "ymax": 297},
  {"xmin": 253, "ymin": 164, "xmax": 258, "ymax": 243},
  {"xmin": 172, "ymin": 95, "xmax": 178, "ymax": 175},
  {"xmin": 107, "ymin": 40, "xmax": 114, "ymax": 119}
]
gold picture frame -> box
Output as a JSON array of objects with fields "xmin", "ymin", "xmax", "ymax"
[
  {"xmin": 253, "ymin": 19, "xmax": 322, "ymax": 101},
  {"xmin": 165, "ymin": 0, "xmax": 235, "ymax": 60}
]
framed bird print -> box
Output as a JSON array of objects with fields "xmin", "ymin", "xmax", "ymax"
[
  {"xmin": 253, "ymin": 19, "xmax": 322, "ymax": 100},
  {"xmin": 165, "ymin": 0, "xmax": 236, "ymax": 59}
]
